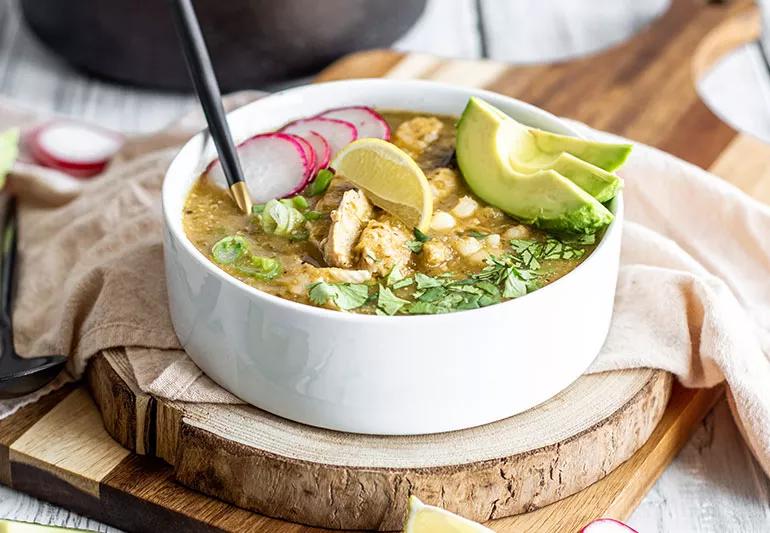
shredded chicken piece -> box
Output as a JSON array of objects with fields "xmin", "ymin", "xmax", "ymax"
[
  {"xmin": 420, "ymin": 240, "xmax": 452, "ymax": 270},
  {"xmin": 323, "ymin": 189, "xmax": 373, "ymax": 268},
  {"xmin": 320, "ymin": 268, "xmax": 372, "ymax": 284},
  {"xmin": 355, "ymin": 216, "xmax": 412, "ymax": 277},
  {"xmin": 393, "ymin": 117, "xmax": 444, "ymax": 159},
  {"xmin": 307, "ymin": 178, "xmax": 356, "ymax": 254},
  {"xmin": 314, "ymin": 177, "xmax": 355, "ymax": 213}
]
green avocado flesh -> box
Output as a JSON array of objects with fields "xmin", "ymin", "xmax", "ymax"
[
  {"xmin": 529, "ymin": 129, "xmax": 632, "ymax": 171},
  {"xmin": 456, "ymin": 97, "xmax": 626, "ymax": 233}
]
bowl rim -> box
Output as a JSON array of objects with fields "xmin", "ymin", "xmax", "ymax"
[{"xmin": 162, "ymin": 78, "xmax": 624, "ymax": 324}]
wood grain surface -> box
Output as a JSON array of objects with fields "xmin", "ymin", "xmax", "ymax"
[
  {"xmin": 1, "ymin": 0, "xmax": 768, "ymax": 531},
  {"xmin": 84, "ymin": 351, "xmax": 672, "ymax": 530}
]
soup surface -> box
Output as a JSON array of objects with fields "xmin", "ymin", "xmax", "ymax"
[{"xmin": 183, "ymin": 111, "xmax": 600, "ymax": 315}]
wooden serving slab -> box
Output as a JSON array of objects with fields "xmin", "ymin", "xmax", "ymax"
[{"xmin": 2, "ymin": 0, "xmax": 768, "ymax": 531}]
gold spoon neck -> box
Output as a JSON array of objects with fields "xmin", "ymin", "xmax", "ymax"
[{"xmin": 229, "ymin": 182, "xmax": 253, "ymax": 214}]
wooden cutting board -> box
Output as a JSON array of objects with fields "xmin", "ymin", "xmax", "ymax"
[{"xmin": 1, "ymin": 0, "xmax": 767, "ymax": 531}]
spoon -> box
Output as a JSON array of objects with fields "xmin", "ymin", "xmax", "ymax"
[
  {"xmin": 0, "ymin": 197, "xmax": 66, "ymax": 399},
  {"xmin": 169, "ymin": 0, "xmax": 253, "ymax": 214}
]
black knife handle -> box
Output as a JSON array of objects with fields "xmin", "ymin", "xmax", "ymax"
[{"xmin": 0, "ymin": 197, "xmax": 17, "ymax": 330}]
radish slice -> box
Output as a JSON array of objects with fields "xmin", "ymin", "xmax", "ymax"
[
  {"xmin": 318, "ymin": 106, "xmax": 391, "ymax": 140},
  {"xmin": 280, "ymin": 118, "xmax": 357, "ymax": 159},
  {"xmin": 289, "ymin": 134, "xmax": 318, "ymax": 177},
  {"xmin": 27, "ymin": 120, "xmax": 124, "ymax": 178},
  {"xmin": 581, "ymin": 519, "xmax": 638, "ymax": 533},
  {"xmin": 305, "ymin": 131, "xmax": 331, "ymax": 169},
  {"xmin": 207, "ymin": 133, "xmax": 311, "ymax": 203}
]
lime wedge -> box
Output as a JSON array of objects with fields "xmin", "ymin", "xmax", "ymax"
[
  {"xmin": 331, "ymin": 138, "xmax": 433, "ymax": 232},
  {"xmin": 403, "ymin": 496, "xmax": 494, "ymax": 533}
]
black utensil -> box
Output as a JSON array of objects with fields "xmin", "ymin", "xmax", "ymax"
[
  {"xmin": 0, "ymin": 198, "xmax": 66, "ymax": 399},
  {"xmin": 169, "ymin": 0, "xmax": 253, "ymax": 214}
]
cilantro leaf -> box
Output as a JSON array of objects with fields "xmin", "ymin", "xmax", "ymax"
[
  {"xmin": 307, "ymin": 281, "xmax": 369, "ymax": 310},
  {"xmin": 467, "ymin": 230, "xmax": 489, "ymax": 239},
  {"xmin": 502, "ymin": 269, "xmax": 527, "ymax": 298},
  {"xmin": 335, "ymin": 284, "xmax": 370, "ymax": 310},
  {"xmin": 415, "ymin": 273, "xmax": 443, "ymax": 289},
  {"xmin": 308, "ymin": 281, "xmax": 336, "ymax": 306},
  {"xmin": 406, "ymin": 227, "xmax": 431, "ymax": 253},
  {"xmin": 377, "ymin": 285, "xmax": 410, "ymax": 315},
  {"xmin": 392, "ymin": 277, "xmax": 414, "ymax": 290},
  {"xmin": 385, "ymin": 266, "xmax": 404, "ymax": 286}
]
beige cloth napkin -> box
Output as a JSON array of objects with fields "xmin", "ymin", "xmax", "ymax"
[{"xmin": 0, "ymin": 94, "xmax": 768, "ymax": 477}]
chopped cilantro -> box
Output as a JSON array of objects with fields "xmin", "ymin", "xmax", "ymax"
[
  {"xmin": 392, "ymin": 277, "xmax": 414, "ymax": 290},
  {"xmin": 385, "ymin": 266, "xmax": 404, "ymax": 286},
  {"xmin": 406, "ymin": 227, "xmax": 431, "ymax": 253},
  {"xmin": 510, "ymin": 236, "xmax": 590, "ymax": 267},
  {"xmin": 307, "ymin": 281, "xmax": 369, "ymax": 310},
  {"xmin": 467, "ymin": 230, "xmax": 489, "ymax": 239},
  {"xmin": 414, "ymin": 273, "xmax": 443, "ymax": 289},
  {"xmin": 377, "ymin": 285, "xmax": 410, "ymax": 315},
  {"xmin": 304, "ymin": 168, "xmax": 334, "ymax": 196}
]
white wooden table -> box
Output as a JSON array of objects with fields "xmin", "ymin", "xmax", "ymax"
[{"xmin": 1, "ymin": 0, "xmax": 769, "ymax": 531}]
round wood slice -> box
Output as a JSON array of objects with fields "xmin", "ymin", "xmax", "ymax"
[{"xmin": 86, "ymin": 349, "xmax": 671, "ymax": 530}]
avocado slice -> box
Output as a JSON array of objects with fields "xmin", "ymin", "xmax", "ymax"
[
  {"xmin": 464, "ymin": 98, "xmax": 625, "ymax": 201},
  {"xmin": 531, "ymin": 152, "xmax": 621, "ymax": 203},
  {"xmin": 529, "ymin": 129, "xmax": 632, "ymax": 172},
  {"xmin": 456, "ymin": 98, "xmax": 613, "ymax": 234}
]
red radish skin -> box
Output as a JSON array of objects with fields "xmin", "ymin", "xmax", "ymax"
[
  {"xmin": 305, "ymin": 131, "xmax": 331, "ymax": 169},
  {"xmin": 26, "ymin": 120, "xmax": 124, "ymax": 178},
  {"xmin": 289, "ymin": 134, "xmax": 318, "ymax": 177},
  {"xmin": 280, "ymin": 117, "xmax": 357, "ymax": 159},
  {"xmin": 207, "ymin": 133, "xmax": 311, "ymax": 203},
  {"xmin": 581, "ymin": 519, "xmax": 639, "ymax": 533},
  {"xmin": 318, "ymin": 106, "xmax": 391, "ymax": 140}
]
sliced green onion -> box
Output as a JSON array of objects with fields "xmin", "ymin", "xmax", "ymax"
[
  {"xmin": 211, "ymin": 235, "xmax": 248, "ymax": 264},
  {"xmin": 291, "ymin": 195, "xmax": 309, "ymax": 210},
  {"xmin": 234, "ymin": 256, "xmax": 282, "ymax": 280},
  {"xmin": 304, "ymin": 168, "xmax": 334, "ymax": 196},
  {"xmin": 261, "ymin": 199, "xmax": 305, "ymax": 237}
]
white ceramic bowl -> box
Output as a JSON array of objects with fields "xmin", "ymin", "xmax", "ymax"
[{"xmin": 162, "ymin": 79, "xmax": 623, "ymax": 435}]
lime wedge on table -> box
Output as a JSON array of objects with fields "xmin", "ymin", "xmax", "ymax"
[
  {"xmin": 403, "ymin": 496, "xmax": 494, "ymax": 533},
  {"xmin": 331, "ymin": 138, "xmax": 433, "ymax": 232}
]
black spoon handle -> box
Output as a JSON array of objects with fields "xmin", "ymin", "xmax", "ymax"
[
  {"xmin": 0, "ymin": 197, "xmax": 16, "ymax": 330},
  {"xmin": 169, "ymin": 0, "xmax": 245, "ymax": 189}
]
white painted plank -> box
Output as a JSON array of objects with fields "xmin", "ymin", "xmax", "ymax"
[
  {"xmin": 628, "ymin": 399, "xmax": 770, "ymax": 532},
  {"xmin": 480, "ymin": 0, "xmax": 670, "ymax": 63},
  {"xmin": 0, "ymin": 0, "xmax": 192, "ymax": 133},
  {"xmin": 0, "ymin": 484, "xmax": 120, "ymax": 532},
  {"xmin": 394, "ymin": 0, "xmax": 481, "ymax": 59}
]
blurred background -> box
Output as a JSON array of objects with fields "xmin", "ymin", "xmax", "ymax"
[
  {"xmin": 0, "ymin": 0, "xmax": 769, "ymax": 532},
  {"xmin": 0, "ymin": 0, "xmax": 767, "ymax": 142}
]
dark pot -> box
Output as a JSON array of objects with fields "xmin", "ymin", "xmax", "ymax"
[{"xmin": 20, "ymin": 0, "xmax": 426, "ymax": 91}]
